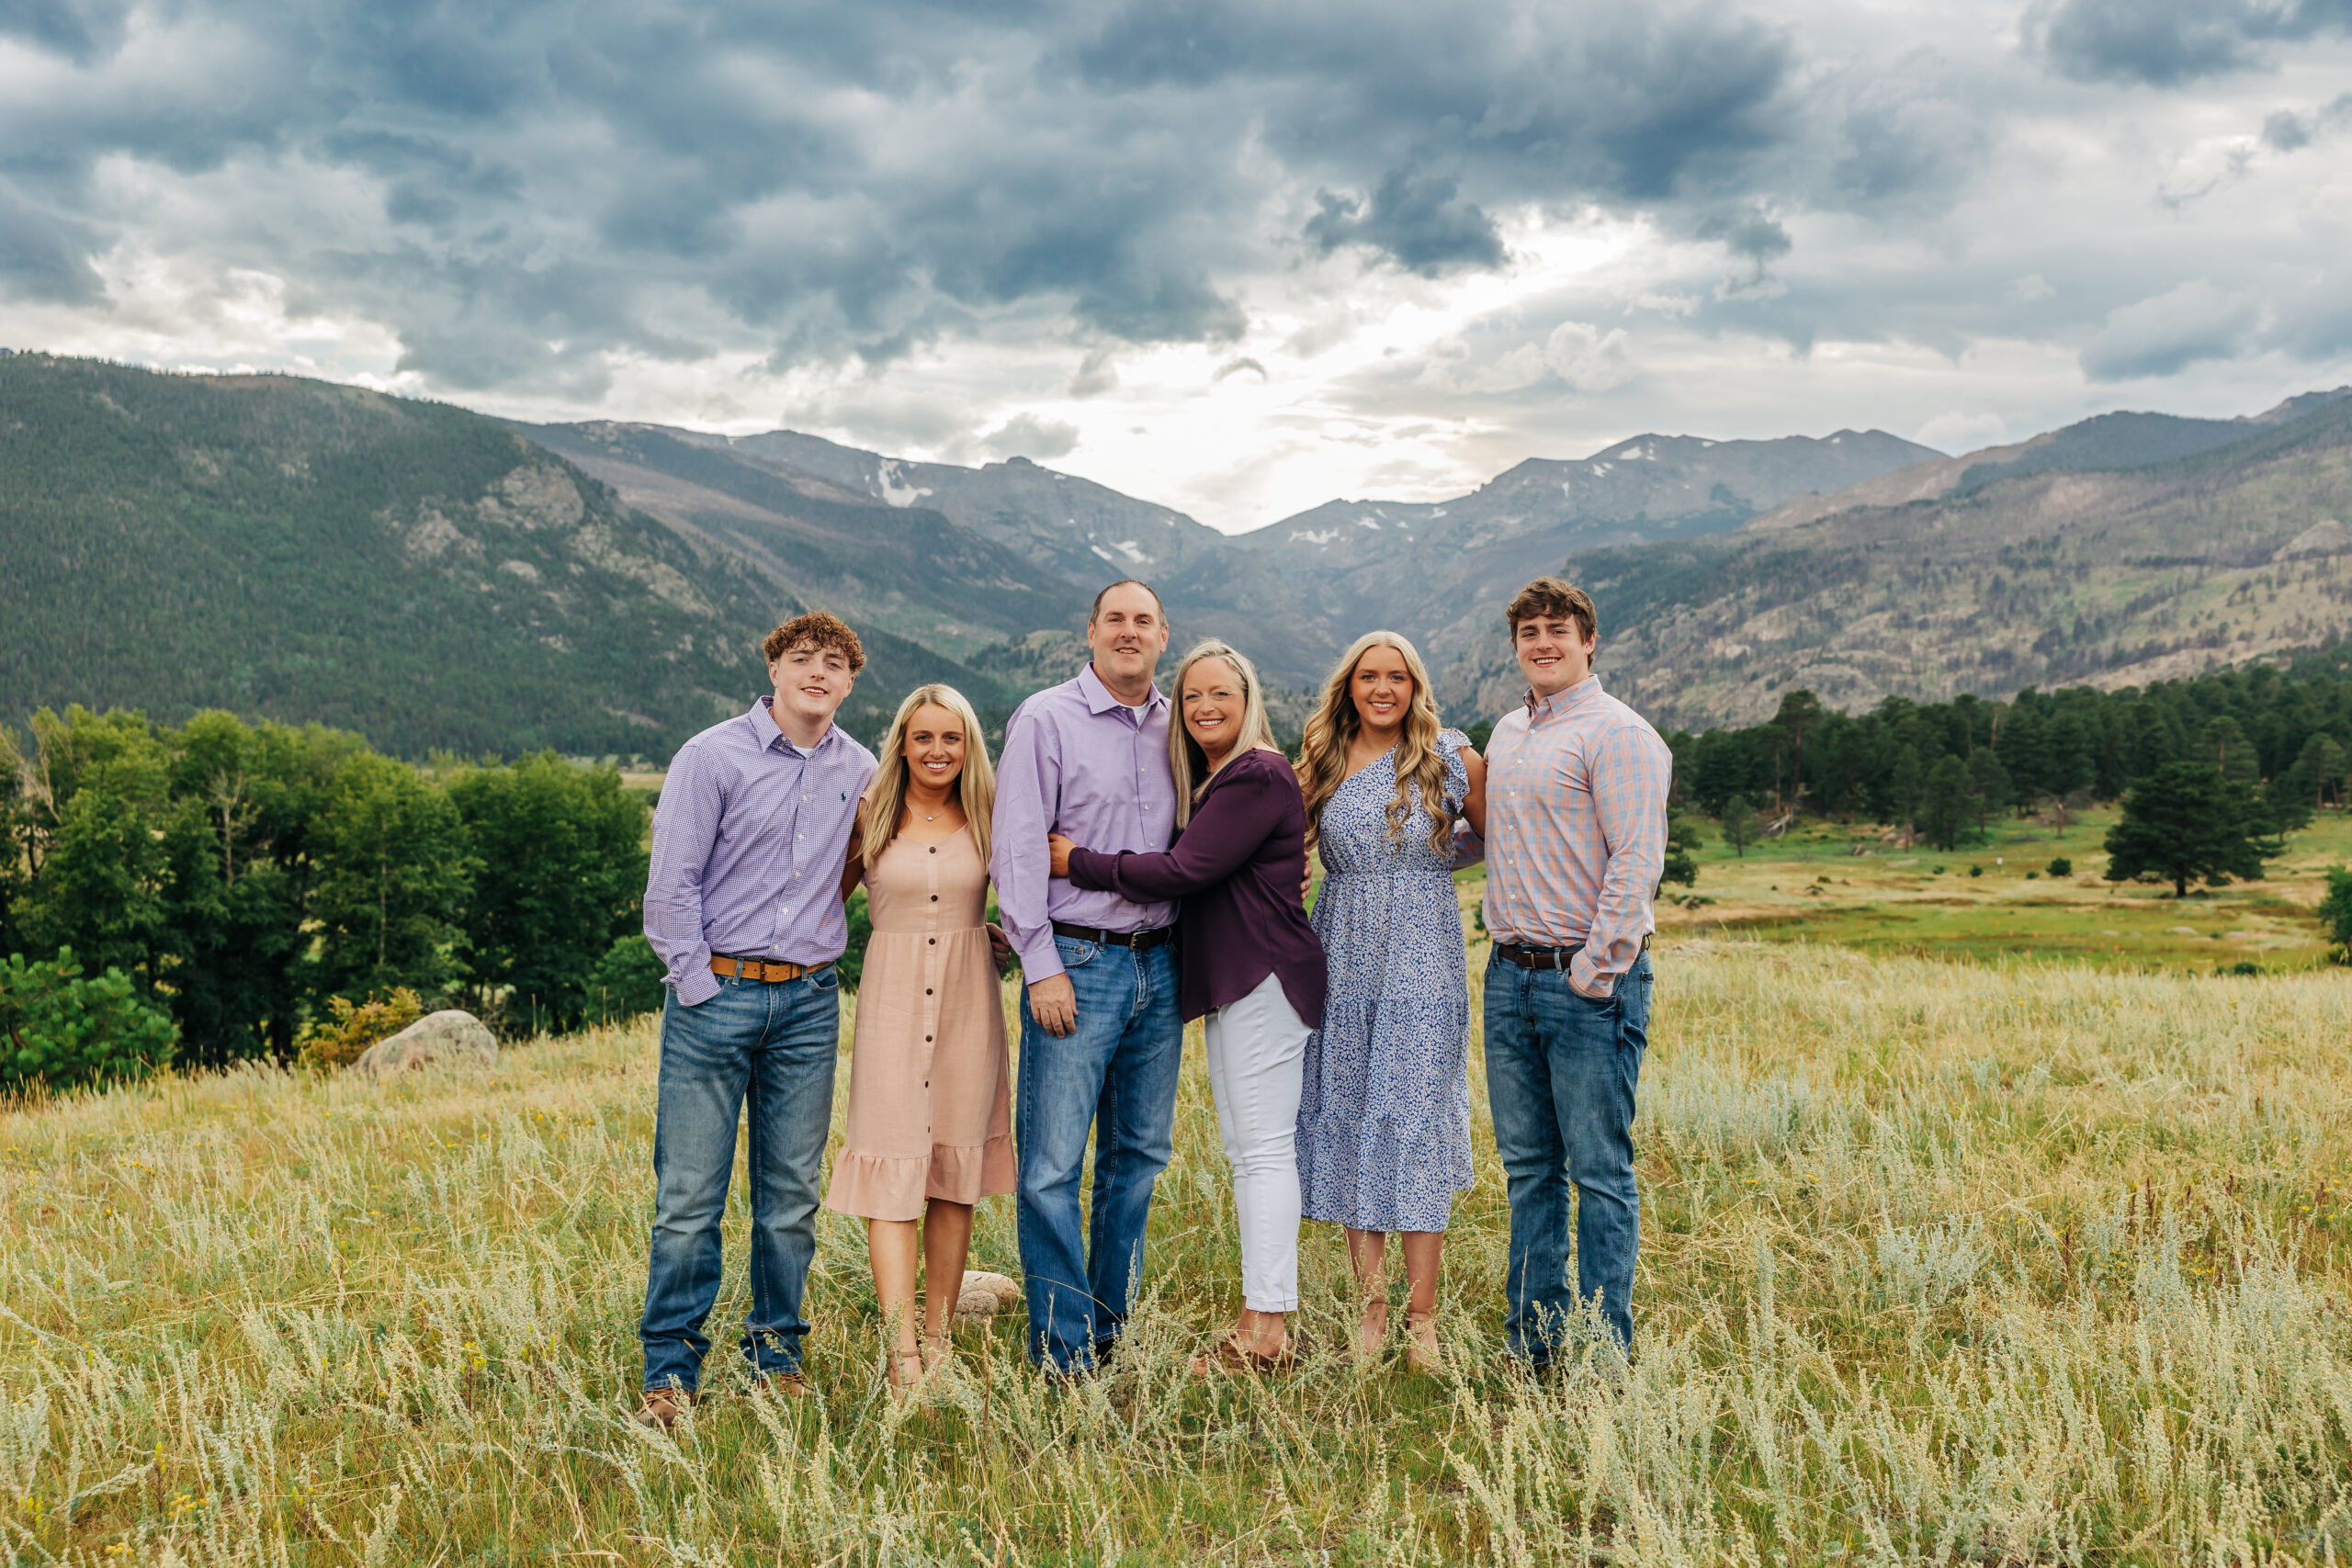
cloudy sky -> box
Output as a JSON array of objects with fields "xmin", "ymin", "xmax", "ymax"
[{"xmin": 5, "ymin": 0, "xmax": 2350, "ymax": 531}]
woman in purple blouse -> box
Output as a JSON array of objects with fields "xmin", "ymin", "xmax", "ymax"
[{"xmin": 1049, "ymin": 639, "xmax": 1325, "ymax": 1371}]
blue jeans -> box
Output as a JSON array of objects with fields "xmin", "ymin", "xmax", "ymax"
[
  {"xmin": 1482, "ymin": 951, "xmax": 1652, "ymax": 1360},
  {"xmin": 639, "ymin": 967, "xmax": 840, "ymax": 1393},
  {"xmin": 1015, "ymin": 936, "xmax": 1183, "ymax": 1372}
]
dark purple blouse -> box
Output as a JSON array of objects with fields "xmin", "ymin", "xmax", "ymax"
[{"xmin": 1066, "ymin": 748, "xmax": 1326, "ymax": 1027}]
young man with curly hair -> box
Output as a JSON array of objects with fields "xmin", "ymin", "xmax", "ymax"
[{"xmin": 636, "ymin": 610, "xmax": 877, "ymax": 1425}]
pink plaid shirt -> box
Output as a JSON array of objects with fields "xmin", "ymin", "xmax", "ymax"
[{"xmin": 1480, "ymin": 673, "xmax": 1671, "ymax": 997}]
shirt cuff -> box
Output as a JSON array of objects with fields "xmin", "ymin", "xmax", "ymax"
[
  {"xmin": 1012, "ymin": 930, "xmax": 1065, "ymax": 984},
  {"xmin": 1567, "ymin": 951, "xmax": 1613, "ymax": 997},
  {"xmin": 673, "ymin": 966, "xmax": 720, "ymax": 1007}
]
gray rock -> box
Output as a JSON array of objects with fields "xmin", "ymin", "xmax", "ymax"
[
  {"xmin": 955, "ymin": 1270, "xmax": 1023, "ymax": 1322},
  {"xmin": 350, "ymin": 1010, "xmax": 497, "ymax": 1079}
]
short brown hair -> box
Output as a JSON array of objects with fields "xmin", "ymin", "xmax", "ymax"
[
  {"xmin": 1506, "ymin": 577, "xmax": 1598, "ymax": 643},
  {"xmin": 1090, "ymin": 579, "xmax": 1165, "ymax": 622},
  {"xmin": 763, "ymin": 610, "xmax": 866, "ymax": 673}
]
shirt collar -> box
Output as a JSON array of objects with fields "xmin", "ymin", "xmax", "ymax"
[
  {"xmin": 1079, "ymin": 661, "xmax": 1166, "ymax": 719},
  {"xmin": 748, "ymin": 694, "xmax": 839, "ymax": 756},
  {"xmin": 1523, "ymin": 673, "xmax": 1603, "ymax": 723}
]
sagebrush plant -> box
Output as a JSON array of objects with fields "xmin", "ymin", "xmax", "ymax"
[
  {"xmin": 0, "ymin": 947, "xmax": 176, "ymax": 1093},
  {"xmin": 5, "ymin": 942, "xmax": 2352, "ymax": 1564},
  {"xmin": 293, "ymin": 987, "xmax": 424, "ymax": 1071}
]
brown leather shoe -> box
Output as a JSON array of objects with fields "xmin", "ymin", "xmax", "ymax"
[
  {"xmin": 634, "ymin": 1385, "xmax": 694, "ymax": 1429},
  {"xmin": 751, "ymin": 1370, "xmax": 812, "ymax": 1399}
]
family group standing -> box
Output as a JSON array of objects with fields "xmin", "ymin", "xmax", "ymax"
[{"xmin": 633, "ymin": 574, "xmax": 1669, "ymax": 1423}]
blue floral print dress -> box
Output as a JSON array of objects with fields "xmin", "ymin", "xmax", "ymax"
[{"xmin": 1295, "ymin": 729, "xmax": 1477, "ymax": 1233}]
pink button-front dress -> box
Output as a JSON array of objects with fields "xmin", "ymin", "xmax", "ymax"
[{"xmin": 824, "ymin": 826, "xmax": 1014, "ymax": 1220}]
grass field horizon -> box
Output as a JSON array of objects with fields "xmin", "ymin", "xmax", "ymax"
[{"xmin": 7, "ymin": 933, "xmax": 2352, "ymax": 1564}]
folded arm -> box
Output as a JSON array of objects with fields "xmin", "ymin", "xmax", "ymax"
[{"xmin": 1065, "ymin": 761, "xmax": 1279, "ymax": 901}]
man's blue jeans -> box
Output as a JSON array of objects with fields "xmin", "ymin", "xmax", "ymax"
[
  {"xmin": 1015, "ymin": 935, "xmax": 1183, "ymax": 1373},
  {"xmin": 639, "ymin": 967, "xmax": 840, "ymax": 1393},
  {"xmin": 1482, "ymin": 951, "xmax": 1652, "ymax": 1361}
]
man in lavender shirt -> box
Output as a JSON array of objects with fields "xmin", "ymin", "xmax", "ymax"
[
  {"xmin": 991, "ymin": 580, "xmax": 1182, "ymax": 1374},
  {"xmin": 634, "ymin": 610, "xmax": 878, "ymax": 1427}
]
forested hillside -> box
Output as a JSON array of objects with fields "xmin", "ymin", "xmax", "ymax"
[{"xmin": 0, "ymin": 356, "xmax": 992, "ymax": 755}]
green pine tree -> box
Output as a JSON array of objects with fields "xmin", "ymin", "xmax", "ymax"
[{"xmin": 2103, "ymin": 760, "xmax": 2274, "ymax": 897}]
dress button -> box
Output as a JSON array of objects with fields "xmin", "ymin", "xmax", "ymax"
[
  {"xmin": 928, "ymin": 938, "xmax": 936, "ymax": 945},
  {"xmin": 925, "ymin": 1035, "xmax": 933, "ymax": 1043},
  {"xmin": 926, "ymin": 987, "xmax": 933, "ymax": 995},
  {"xmin": 931, "ymin": 895, "xmax": 939, "ymax": 902},
  {"xmin": 930, "ymin": 846, "xmax": 937, "ymax": 853}
]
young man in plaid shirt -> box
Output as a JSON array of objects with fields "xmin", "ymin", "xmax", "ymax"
[{"xmin": 1479, "ymin": 577, "xmax": 1671, "ymax": 1371}]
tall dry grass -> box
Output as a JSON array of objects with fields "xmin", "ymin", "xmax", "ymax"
[{"xmin": 5, "ymin": 942, "xmax": 2352, "ymax": 1564}]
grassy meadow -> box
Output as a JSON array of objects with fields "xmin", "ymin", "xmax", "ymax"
[
  {"xmin": 6, "ymin": 931, "xmax": 2352, "ymax": 1565},
  {"xmin": 1637, "ymin": 805, "xmax": 2352, "ymax": 974}
]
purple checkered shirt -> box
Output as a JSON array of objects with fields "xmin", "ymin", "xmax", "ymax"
[
  {"xmin": 990, "ymin": 663, "xmax": 1179, "ymax": 982},
  {"xmin": 643, "ymin": 697, "xmax": 878, "ymax": 1006},
  {"xmin": 1479, "ymin": 673, "xmax": 1671, "ymax": 997}
]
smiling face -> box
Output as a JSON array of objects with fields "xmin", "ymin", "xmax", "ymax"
[
  {"xmin": 1088, "ymin": 582, "xmax": 1170, "ymax": 698},
  {"xmin": 1181, "ymin": 657, "xmax": 1245, "ymax": 765},
  {"xmin": 1514, "ymin": 613, "xmax": 1598, "ymax": 699},
  {"xmin": 900, "ymin": 702, "xmax": 967, "ymax": 793},
  {"xmin": 1350, "ymin": 643, "xmax": 1415, "ymax": 738},
  {"xmin": 769, "ymin": 638, "xmax": 856, "ymax": 731}
]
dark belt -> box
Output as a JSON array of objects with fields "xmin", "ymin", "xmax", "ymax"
[
  {"xmin": 1051, "ymin": 920, "xmax": 1175, "ymax": 950},
  {"xmin": 1494, "ymin": 934, "xmax": 1649, "ymax": 971}
]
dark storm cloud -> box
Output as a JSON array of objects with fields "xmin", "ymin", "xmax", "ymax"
[
  {"xmin": 2026, "ymin": 0, "xmax": 2352, "ymax": 85},
  {"xmin": 0, "ymin": 182, "xmax": 102, "ymax": 300},
  {"xmin": 0, "ymin": 0, "xmax": 130, "ymax": 63},
  {"xmin": 0, "ymin": 0, "xmax": 2040, "ymax": 392},
  {"xmin": 1305, "ymin": 169, "xmax": 1505, "ymax": 277}
]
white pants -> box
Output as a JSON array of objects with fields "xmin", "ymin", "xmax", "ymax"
[{"xmin": 1202, "ymin": 973, "xmax": 1311, "ymax": 1313}]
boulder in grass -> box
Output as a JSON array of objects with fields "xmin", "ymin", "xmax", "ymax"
[
  {"xmin": 350, "ymin": 1010, "xmax": 497, "ymax": 1079},
  {"xmin": 956, "ymin": 1271, "xmax": 1023, "ymax": 1322}
]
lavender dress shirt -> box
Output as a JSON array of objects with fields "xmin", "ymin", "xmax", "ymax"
[
  {"xmin": 644, "ymin": 697, "xmax": 879, "ymax": 1006},
  {"xmin": 990, "ymin": 664, "xmax": 1179, "ymax": 983}
]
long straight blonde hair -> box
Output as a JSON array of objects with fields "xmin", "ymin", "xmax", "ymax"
[
  {"xmin": 1295, "ymin": 630, "xmax": 1454, "ymax": 856},
  {"xmin": 861, "ymin": 684, "xmax": 996, "ymax": 866},
  {"xmin": 1168, "ymin": 640, "xmax": 1279, "ymax": 829}
]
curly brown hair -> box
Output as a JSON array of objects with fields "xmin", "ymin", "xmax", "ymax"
[
  {"xmin": 1505, "ymin": 577, "xmax": 1598, "ymax": 643},
  {"xmin": 763, "ymin": 610, "xmax": 866, "ymax": 672}
]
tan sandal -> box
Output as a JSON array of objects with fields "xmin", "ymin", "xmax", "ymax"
[
  {"xmin": 1404, "ymin": 1310, "xmax": 1443, "ymax": 1375},
  {"xmin": 1189, "ymin": 1331, "xmax": 1296, "ymax": 1378},
  {"xmin": 881, "ymin": 1348, "xmax": 924, "ymax": 1399}
]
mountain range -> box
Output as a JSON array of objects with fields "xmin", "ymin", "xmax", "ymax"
[{"xmin": 5, "ymin": 346, "xmax": 2348, "ymax": 754}]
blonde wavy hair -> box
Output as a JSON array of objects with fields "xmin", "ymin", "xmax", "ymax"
[
  {"xmin": 861, "ymin": 684, "xmax": 995, "ymax": 866},
  {"xmin": 1295, "ymin": 630, "xmax": 1454, "ymax": 857},
  {"xmin": 1168, "ymin": 640, "xmax": 1279, "ymax": 829}
]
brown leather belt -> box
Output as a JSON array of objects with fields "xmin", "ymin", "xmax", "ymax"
[
  {"xmin": 1051, "ymin": 920, "xmax": 1175, "ymax": 950},
  {"xmin": 1494, "ymin": 934, "xmax": 1649, "ymax": 971},
  {"xmin": 710, "ymin": 954, "xmax": 828, "ymax": 984}
]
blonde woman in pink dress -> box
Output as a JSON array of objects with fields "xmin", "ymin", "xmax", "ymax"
[{"xmin": 826, "ymin": 684, "xmax": 1014, "ymax": 1396}]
